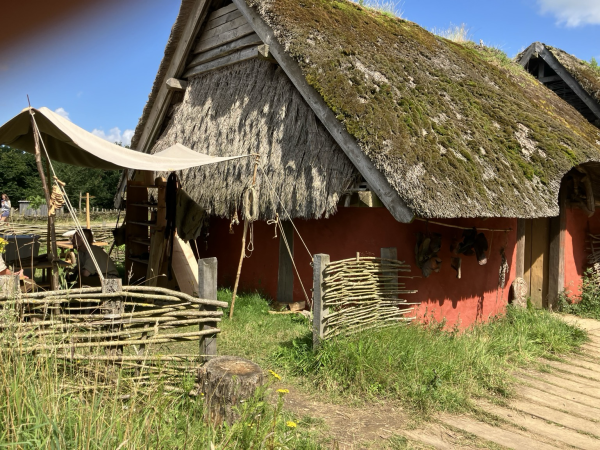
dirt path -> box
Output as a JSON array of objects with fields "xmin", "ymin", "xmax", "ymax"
[{"xmin": 283, "ymin": 315, "xmax": 600, "ymax": 449}]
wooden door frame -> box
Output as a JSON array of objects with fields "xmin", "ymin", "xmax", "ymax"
[{"xmin": 515, "ymin": 190, "xmax": 566, "ymax": 309}]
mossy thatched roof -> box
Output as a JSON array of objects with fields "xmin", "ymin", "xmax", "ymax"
[
  {"xmin": 247, "ymin": 0, "xmax": 600, "ymax": 218},
  {"xmin": 546, "ymin": 45, "xmax": 600, "ymax": 105}
]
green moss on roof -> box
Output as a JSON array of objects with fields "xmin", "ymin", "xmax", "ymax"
[{"xmin": 251, "ymin": 0, "xmax": 600, "ymax": 218}]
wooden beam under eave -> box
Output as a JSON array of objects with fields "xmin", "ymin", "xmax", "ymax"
[
  {"xmin": 547, "ymin": 190, "xmax": 567, "ymax": 310},
  {"xmin": 183, "ymin": 46, "xmax": 260, "ymax": 78},
  {"xmin": 166, "ymin": 78, "xmax": 188, "ymax": 91},
  {"xmin": 232, "ymin": 0, "xmax": 414, "ymax": 223},
  {"xmin": 539, "ymin": 47, "xmax": 600, "ymax": 122}
]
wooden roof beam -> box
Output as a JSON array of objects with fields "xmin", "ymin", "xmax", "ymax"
[{"xmin": 231, "ymin": 0, "xmax": 414, "ymax": 223}]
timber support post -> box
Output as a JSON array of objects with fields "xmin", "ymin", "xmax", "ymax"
[
  {"xmin": 198, "ymin": 257, "xmax": 218, "ymax": 361},
  {"xmin": 548, "ymin": 189, "xmax": 567, "ymax": 310},
  {"xmin": 312, "ymin": 253, "xmax": 330, "ymax": 350},
  {"xmin": 101, "ymin": 278, "xmax": 124, "ymax": 356}
]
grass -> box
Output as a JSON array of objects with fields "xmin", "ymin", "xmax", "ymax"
[
  {"xmin": 270, "ymin": 305, "xmax": 586, "ymax": 415},
  {"xmin": 0, "ymin": 309, "xmax": 323, "ymax": 449},
  {"xmin": 559, "ymin": 268, "xmax": 600, "ymax": 319},
  {"xmin": 353, "ymin": 0, "xmax": 403, "ymax": 18},
  {"xmin": 432, "ymin": 23, "xmax": 471, "ymax": 43}
]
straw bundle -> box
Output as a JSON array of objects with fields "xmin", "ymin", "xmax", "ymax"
[{"xmin": 321, "ymin": 256, "xmax": 418, "ymax": 339}]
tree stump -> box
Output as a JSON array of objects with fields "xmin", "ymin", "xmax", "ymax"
[{"xmin": 198, "ymin": 356, "xmax": 264, "ymax": 426}]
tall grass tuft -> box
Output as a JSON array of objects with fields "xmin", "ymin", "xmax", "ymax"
[
  {"xmin": 355, "ymin": 0, "xmax": 403, "ymax": 18},
  {"xmin": 274, "ymin": 306, "xmax": 586, "ymax": 414},
  {"xmin": 432, "ymin": 23, "xmax": 471, "ymax": 43}
]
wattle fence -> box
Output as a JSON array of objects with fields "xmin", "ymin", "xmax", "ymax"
[{"xmin": 312, "ymin": 248, "xmax": 418, "ymax": 347}]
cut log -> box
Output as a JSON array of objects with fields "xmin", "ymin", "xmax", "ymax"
[{"xmin": 198, "ymin": 356, "xmax": 264, "ymax": 426}]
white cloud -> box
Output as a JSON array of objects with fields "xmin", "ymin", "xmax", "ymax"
[
  {"xmin": 54, "ymin": 107, "xmax": 71, "ymax": 121},
  {"xmin": 537, "ymin": 0, "xmax": 600, "ymax": 26},
  {"xmin": 92, "ymin": 127, "xmax": 134, "ymax": 147}
]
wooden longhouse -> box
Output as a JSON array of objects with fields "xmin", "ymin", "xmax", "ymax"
[{"xmin": 122, "ymin": 0, "xmax": 600, "ymax": 327}]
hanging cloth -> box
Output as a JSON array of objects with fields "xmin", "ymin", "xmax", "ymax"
[
  {"xmin": 176, "ymin": 189, "xmax": 205, "ymax": 242},
  {"xmin": 164, "ymin": 172, "xmax": 178, "ymax": 280}
]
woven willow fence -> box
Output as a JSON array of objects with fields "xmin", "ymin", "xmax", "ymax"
[
  {"xmin": 312, "ymin": 251, "xmax": 418, "ymax": 346},
  {"xmin": 0, "ymin": 285, "xmax": 226, "ymax": 364}
]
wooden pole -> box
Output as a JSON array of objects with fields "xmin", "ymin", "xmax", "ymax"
[
  {"xmin": 30, "ymin": 114, "xmax": 59, "ymax": 290},
  {"xmin": 86, "ymin": 193, "xmax": 90, "ymax": 229},
  {"xmin": 79, "ymin": 192, "xmax": 82, "ymax": 213},
  {"xmin": 312, "ymin": 253, "xmax": 330, "ymax": 350},
  {"xmin": 199, "ymin": 257, "xmax": 218, "ymax": 360},
  {"xmin": 229, "ymin": 220, "xmax": 248, "ymax": 319}
]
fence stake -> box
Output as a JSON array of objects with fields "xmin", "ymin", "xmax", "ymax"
[
  {"xmin": 312, "ymin": 253, "xmax": 330, "ymax": 350},
  {"xmin": 381, "ymin": 247, "xmax": 398, "ymax": 298},
  {"xmin": 198, "ymin": 257, "xmax": 218, "ymax": 361}
]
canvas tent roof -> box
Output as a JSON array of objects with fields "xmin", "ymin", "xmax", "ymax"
[{"xmin": 0, "ymin": 107, "xmax": 245, "ymax": 171}]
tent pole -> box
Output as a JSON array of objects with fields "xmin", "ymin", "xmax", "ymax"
[{"xmin": 31, "ymin": 120, "xmax": 59, "ymax": 290}]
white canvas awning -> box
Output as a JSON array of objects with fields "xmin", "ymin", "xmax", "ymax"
[{"xmin": 0, "ymin": 107, "xmax": 246, "ymax": 170}]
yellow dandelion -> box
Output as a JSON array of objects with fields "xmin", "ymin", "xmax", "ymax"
[
  {"xmin": 276, "ymin": 389, "xmax": 289, "ymax": 395},
  {"xmin": 286, "ymin": 421, "xmax": 297, "ymax": 428},
  {"xmin": 268, "ymin": 370, "xmax": 281, "ymax": 380}
]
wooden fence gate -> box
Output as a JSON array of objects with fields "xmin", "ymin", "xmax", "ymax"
[{"xmin": 312, "ymin": 248, "xmax": 418, "ymax": 347}]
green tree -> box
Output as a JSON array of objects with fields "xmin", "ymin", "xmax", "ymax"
[{"xmin": 0, "ymin": 145, "xmax": 122, "ymax": 210}]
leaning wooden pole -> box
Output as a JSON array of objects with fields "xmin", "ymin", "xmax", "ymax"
[
  {"xmin": 30, "ymin": 112, "xmax": 59, "ymax": 290},
  {"xmin": 229, "ymin": 220, "xmax": 248, "ymax": 319}
]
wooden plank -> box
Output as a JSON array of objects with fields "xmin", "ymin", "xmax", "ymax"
[
  {"xmin": 199, "ymin": 15, "xmax": 248, "ymax": 42},
  {"xmin": 165, "ymin": 78, "xmax": 188, "ymax": 91},
  {"xmin": 514, "ymin": 374, "xmax": 600, "ymax": 409},
  {"xmin": 516, "ymin": 384, "xmax": 600, "ymax": 422},
  {"xmin": 194, "ymin": 22, "xmax": 254, "ymax": 54},
  {"xmin": 542, "ymin": 359, "xmax": 600, "ymax": 382},
  {"xmin": 530, "ymin": 218, "xmax": 549, "ymax": 308},
  {"xmin": 172, "ymin": 233, "xmax": 199, "ymax": 296},
  {"xmin": 539, "ymin": 46, "xmax": 600, "ymax": 122},
  {"xmin": 184, "ymin": 46, "xmax": 259, "ymax": 78},
  {"xmin": 442, "ymin": 416, "xmax": 560, "ymax": 450},
  {"xmin": 481, "ymin": 401, "xmax": 600, "ymax": 450},
  {"xmin": 547, "ymin": 190, "xmax": 566, "ymax": 309},
  {"xmin": 510, "ymin": 398, "xmax": 600, "ymax": 434},
  {"xmin": 134, "ymin": 0, "xmax": 211, "ymax": 155},
  {"xmin": 519, "ymin": 370, "xmax": 600, "ymax": 398},
  {"xmin": 381, "ymin": 247, "xmax": 398, "ymax": 299},
  {"xmin": 187, "ymin": 33, "xmax": 262, "ymax": 68},
  {"xmin": 232, "ymin": 0, "xmax": 415, "ymax": 223},
  {"xmin": 205, "ymin": 9, "xmax": 242, "ymax": 31},
  {"xmin": 276, "ymin": 221, "xmax": 294, "ymax": 304},
  {"xmin": 539, "ymin": 75, "xmax": 562, "ymax": 83},
  {"xmin": 206, "ymin": 2, "xmax": 238, "ymax": 21},
  {"xmin": 516, "ymin": 218, "xmax": 525, "ymax": 279}
]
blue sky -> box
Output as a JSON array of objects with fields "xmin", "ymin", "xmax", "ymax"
[{"xmin": 0, "ymin": 0, "xmax": 598, "ymax": 147}]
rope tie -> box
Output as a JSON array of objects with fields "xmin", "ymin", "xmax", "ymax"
[
  {"xmin": 267, "ymin": 213, "xmax": 279, "ymax": 238},
  {"xmin": 242, "ymin": 186, "xmax": 259, "ymax": 222},
  {"xmin": 49, "ymin": 177, "xmax": 66, "ymax": 216}
]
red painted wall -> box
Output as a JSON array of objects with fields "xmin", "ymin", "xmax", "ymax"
[
  {"xmin": 564, "ymin": 208, "xmax": 600, "ymax": 297},
  {"xmin": 198, "ymin": 207, "xmax": 517, "ymax": 329}
]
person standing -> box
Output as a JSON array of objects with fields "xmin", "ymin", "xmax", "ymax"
[{"xmin": 0, "ymin": 194, "xmax": 10, "ymax": 222}]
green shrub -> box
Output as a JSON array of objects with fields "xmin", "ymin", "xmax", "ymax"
[{"xmin": 559, "ymin": 268, "xmax": 600, "ymax": 319}]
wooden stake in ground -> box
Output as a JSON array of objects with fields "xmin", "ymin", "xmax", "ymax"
[
  {"xmin": 30, "ymin": 111, "xmax": 59, "ymax": 290},
  {"xmin": 86, "ymin": 193, "xmax": 90, "ymax": 229},
  {"xmin": 229, "ymin": 220, "xmax": 248, "ymax": 319}
]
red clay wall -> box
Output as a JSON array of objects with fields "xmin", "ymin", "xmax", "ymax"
[
  {"xmin": 198, "ymin": 207, "xmax": 517, "ymax": 329},
  {"xmin": 564, "ymin": 208, "xmax": 600, "ymax": 297}
]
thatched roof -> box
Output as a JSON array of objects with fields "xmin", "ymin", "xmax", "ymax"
[
  {"xmin": 547, "ymin": 46, "xmax": 600, "ymax": 105},
  {"xmin": 152, "ymin": 59, "xmax": 360, "ymax": 219},
  {"xmin": 132, "ymin": 0, "xmax": 600, "ymax": 220}
]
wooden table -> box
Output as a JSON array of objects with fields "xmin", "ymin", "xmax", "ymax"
[{"xmin": 6, "ymin": 258, "xmax": 71, "ymax": 286}]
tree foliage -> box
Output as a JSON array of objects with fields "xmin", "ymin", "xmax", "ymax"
[{"xmin": 0, "ymin": 145, "xmax": 122, "ymax": 209}]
